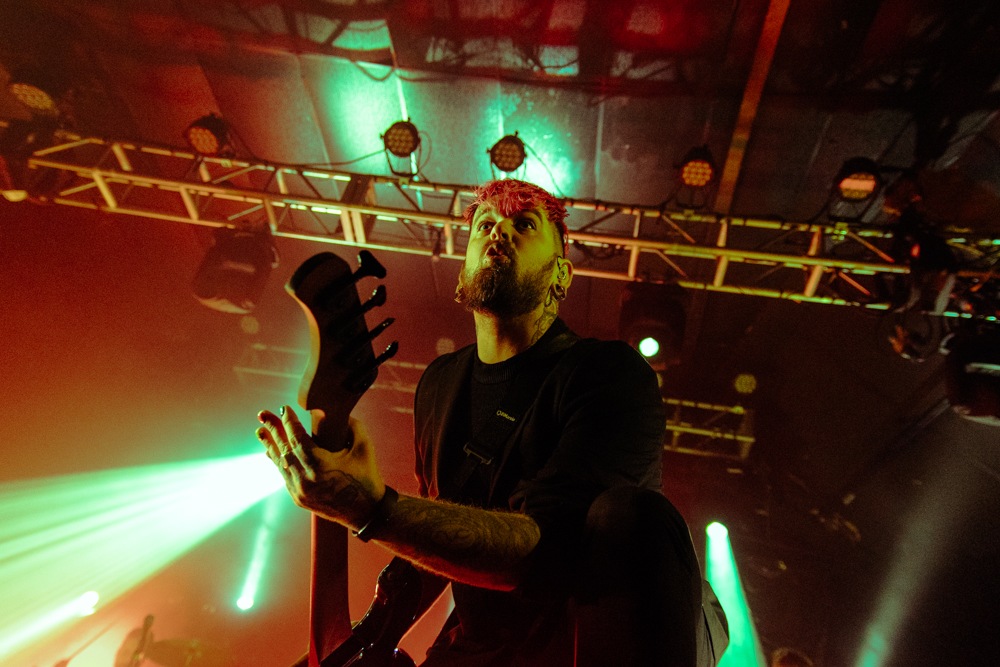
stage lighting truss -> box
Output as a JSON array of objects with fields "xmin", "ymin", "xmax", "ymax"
[
  {"xmin": 14, "ymin": 127, "xmax": 1000, "ymax": 318},
  {"xmin": 663, "ymin": 399, "xmax": 755, "ymax": 462},
  {"xmin": 489, "ymin": 132, "xmax": 526, "ymax": 172}
]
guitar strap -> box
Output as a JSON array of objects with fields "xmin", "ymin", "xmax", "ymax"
[{"xmin": 451, "ymin": 325, "xmax": 580, "ymax": 500}]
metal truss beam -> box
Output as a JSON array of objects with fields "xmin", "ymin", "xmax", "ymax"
[
  {"xmin": 234, "ymin": 344, "xmax": 754, "ymax": 462},
  {"xmin": 663, "ymin": 399, "xmax": 755, "ymax": 462},
  {"xmin": 20, "ymin": 131, "xmax": 1000, "ymax": 315}
]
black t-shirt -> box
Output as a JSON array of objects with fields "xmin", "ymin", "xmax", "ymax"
[{"xmin": 413, "ymin": 320, "xmax": 665, "ymax": 665}]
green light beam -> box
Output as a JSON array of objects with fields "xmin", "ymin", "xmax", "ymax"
[
  {"xmin": 0, "ymin": 591, "xmax": 99, "ymax": 658},
  {"xmin": 854, "ymin": 449, "xmax": 981, "ymax": 667},
  {"xmin": 705, "ymin": 522, "xmax": 766, "ymax": 667},
  {"xmin": 236, "ymin": 493, "xmax": 284, "ymax": 611},
  {"xmin": 317, "ymin": 60, "xmax": 404, "ymax": 168},
  {"xmin": 0, "ymin": 454, "xmax": 283, "ymax": 661},
  {"xmin": 519, "ymin": 123, "xmax": 576, "ymax": 197},
  {"xmin": 391, "ymin": 63, "xmax": 420, "ymax": 177}
]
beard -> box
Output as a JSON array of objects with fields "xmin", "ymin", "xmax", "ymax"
[{"xmin": 456, "ymin": 250, "xmax": 557, "ymax": 318}]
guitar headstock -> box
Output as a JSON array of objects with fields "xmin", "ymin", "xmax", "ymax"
[{"xmin": 287, "ymin": 250, "xmax": 397, "ymax": 451}]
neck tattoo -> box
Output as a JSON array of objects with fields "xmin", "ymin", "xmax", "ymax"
[{"xmin": 530, "ymin": 301, "xmax": 558, "ymax": 345}]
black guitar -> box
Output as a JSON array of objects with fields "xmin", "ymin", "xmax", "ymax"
[
  {"xmin": 318, "ymin": 557, "xmax": 423, "ymax": 667},
  {"xmin": 286, "ymin": 250, "xmax": 421, "ymax": 667}
]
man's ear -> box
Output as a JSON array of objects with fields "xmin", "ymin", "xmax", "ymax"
[{"xmin": 557, "ymin": 258, "xmax": 573, "ymax": 289}]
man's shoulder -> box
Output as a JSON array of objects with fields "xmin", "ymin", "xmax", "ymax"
[
  {"xmin": 566, "ymin": 336, "xmax": 651, "ymax": 367},
  {"xmin": 423, "ymin": 342, "xmax": 477, "ymax": 377},
  {"xmin": 415, "ymin": 343, "xmax": 476, "ymax": 403},
  {"xmin": 556, "ymin": 337, "xmax": 660, "ymax": 391},
  {"xmin": 418, "ymin": 334, "xmax": 650, "ymax": 386}
]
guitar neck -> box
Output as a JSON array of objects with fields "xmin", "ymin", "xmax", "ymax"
[
  {"xmin": 284, "ymin": 249, "xmax": 397, "ymax": 666},
  {"xmin": 310, "ymin": 408, "xmax": 352, "ymax": 453}
]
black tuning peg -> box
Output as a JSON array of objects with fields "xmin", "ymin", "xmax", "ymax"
[
  {"xmin": 324, "ymin": 285, "xmax": 389, "ymax": 340},
  {"xmin": 372, "ymin": 341, "xmax": 399, "ymax": 367},
  {"xmin": 337, "ymin": 317, "xmax": 395, "ymax": 365},
  {"xmin": 344, "ymin": 341, "xmax": 398, "ymax": 394},
  {"xmin": 343, "ymin": 285, "xmax": 388, "ymax": 327},
  {"xmin": 353, "ymin": 250, "xmax": 387, "ymax": 281},
  {"xmin": 310, "ymin": 252, "xmax": 387, "ymax": 308},
  {"xmin": 363, "ymin": 285, "xmax": 387, "ymax": 311}
]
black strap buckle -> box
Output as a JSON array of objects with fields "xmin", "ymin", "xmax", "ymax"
[{"xmin": 462, "ymin": 442, "xmax": 494, "ymax": 466}]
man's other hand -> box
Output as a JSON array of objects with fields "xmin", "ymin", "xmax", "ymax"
[{"xmin": 256, "ymin": 406, "xmax": 385, "ymax": 529}]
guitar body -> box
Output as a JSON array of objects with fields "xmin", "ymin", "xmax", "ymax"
[
  {"xmin": 320, "ymin": 558, "xmax": 422, "ymax": 667},
  {"xmin": 341, "ymin": 648, "xmax": 415, "ymax": 667},
  {"xmin": 287, "ymin": 251, "xmax": 419, "ymax": 667}
]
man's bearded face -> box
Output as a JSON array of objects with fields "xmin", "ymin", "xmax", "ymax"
[{"xmin": 456, "ymin": 242, "xmax": 557, "ymax": 318}]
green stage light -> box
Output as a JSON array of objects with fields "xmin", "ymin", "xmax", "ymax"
[
  {"xmin": 0, "ymin": 454, "xmax": 283, "ymax": 662},
  {"xmin": 705, "ymin": 522, "xmax": 766, "ymax": 667},
  {"xmin": 638, "ymin": 336, "xmax": 661, "ymax": 358},
  {"xmin": 706, "ymin": 521, "xmax": 729, "ymax": 540}
]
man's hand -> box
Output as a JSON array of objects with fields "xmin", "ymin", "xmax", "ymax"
[
  {"xmin": 256, "ymin": 406, "xmax": 385, "ymax": 530},
  {"xmin": 257, "ymin": 407, "xmax": 540, "ymax": 590}
]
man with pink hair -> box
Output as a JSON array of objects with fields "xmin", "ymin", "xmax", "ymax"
[{"xmin": 258, "ymin": 179, "xmax": 720, "ymax": 665}]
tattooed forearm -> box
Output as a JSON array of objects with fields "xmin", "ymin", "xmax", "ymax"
[
  {"xmin": 375, "ymin": 495, "xmax": 541, "ymax": 591},
  {"xmin": 295, "ymin": 471, "xmax": 377, "ymax": 529}
]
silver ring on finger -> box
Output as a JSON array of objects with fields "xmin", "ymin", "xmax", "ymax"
[{"xmin": 281, "ymin": 451, "xmax": 297, "ymax": 470}]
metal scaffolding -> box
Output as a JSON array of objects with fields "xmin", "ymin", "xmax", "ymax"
[
  {"xmin": 21, "ymin": 131, "xmax": 1000, "ymax": 314},
  {"xmin": 14, "ymin": 131, "xmax": 1000, "ymax": 462}
]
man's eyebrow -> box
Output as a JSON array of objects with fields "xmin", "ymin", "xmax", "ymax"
[
  {"xmin": 472, "ymin": 205, "xmax": 544, "ymax": 221},
  {"xmin": 471, "ymin": 207, "xmax": 494, "ymax": 222}
]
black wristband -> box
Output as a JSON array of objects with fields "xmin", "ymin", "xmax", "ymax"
[{"xmin": 353, "ymin": 485, "xmax": 398, "ymax": 542}]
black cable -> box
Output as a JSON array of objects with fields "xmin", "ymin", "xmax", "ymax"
[
  {"xmin": 350, "ymin": 58, "xmax": 397, "ymax": 82},
  {"xmin": 524, "ymin": 142, "xmax": 565, "ymax": 197},
  {"xmin": 293, "ymin": 149, "xmax": 386, "ymax": 169}
]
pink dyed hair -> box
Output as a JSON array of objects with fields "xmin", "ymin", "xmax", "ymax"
[{"xmin": 463, "ymin": 179, "xmax": 569, "ymax": 256}]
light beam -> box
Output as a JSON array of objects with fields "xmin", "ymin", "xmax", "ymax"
[
  {"xmin": 705, "ymin": 521, "xmax": 766, "ymax": 667},
  {"xmin": 235, "ymin": 493, "xmax": 285, "ymax": 612},
  {"xmin": 0, "ymin": 454, "xmax": 283, "ymax": 660}
]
